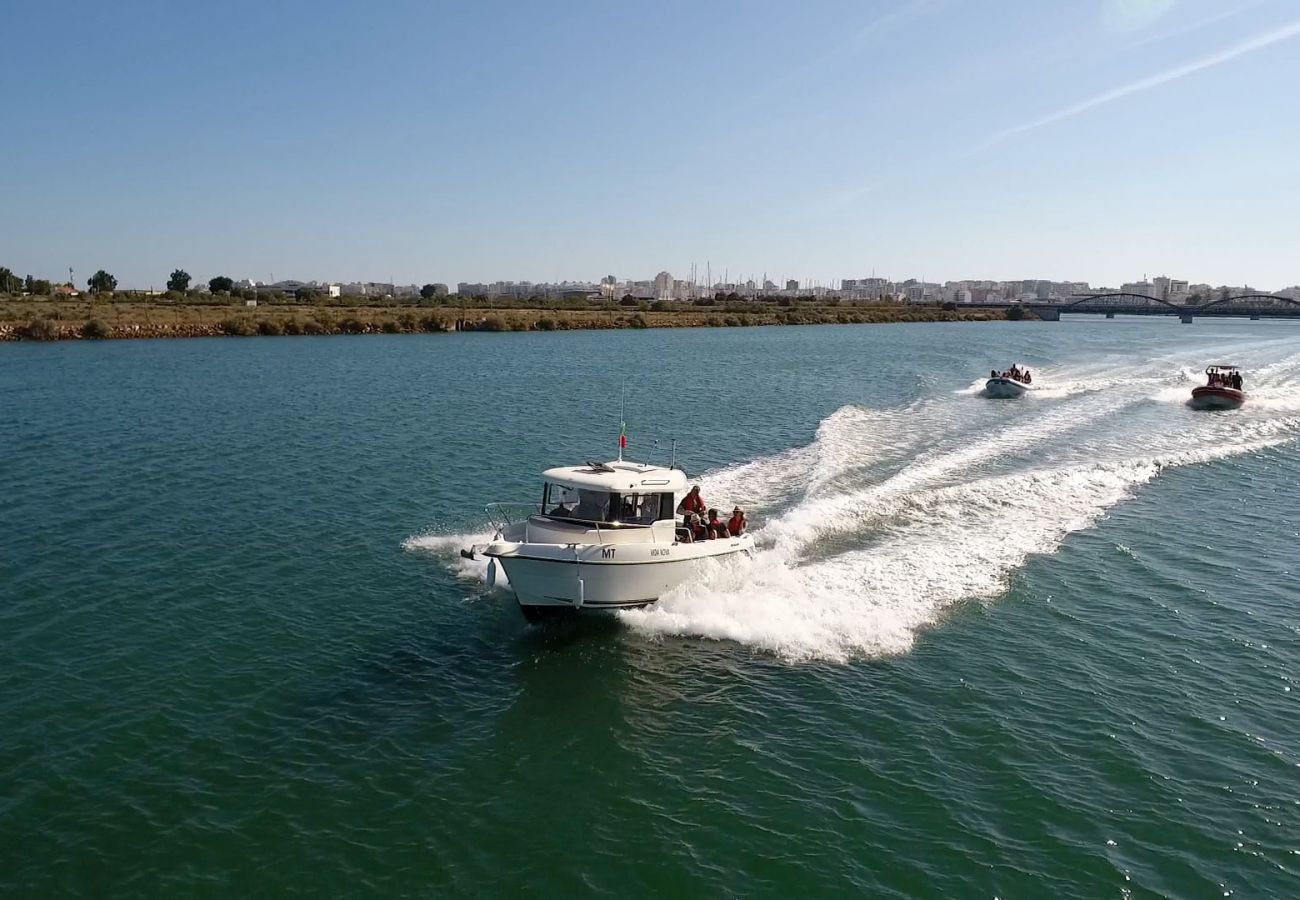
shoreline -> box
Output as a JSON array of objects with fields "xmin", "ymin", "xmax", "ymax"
[{"xmin": 0, "ymin": 299, "xmax": 1024, "ymax": 342}]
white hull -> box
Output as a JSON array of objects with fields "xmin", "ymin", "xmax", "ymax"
[
  {"xmin": 985, "ymin": 377, "xmax": 1028, "ymax": 399},
  {"xmin": 486, "ymin": 534, "xmax": 754, "ymax": 614},
  {"xmin": 461, "ymin": 458, "xmax": 754, "ymax": 622}
]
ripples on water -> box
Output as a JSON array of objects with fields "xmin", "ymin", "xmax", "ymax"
[{"xmin": 4, "ymin": 321, "xmax": 1299, "ymax": 896}]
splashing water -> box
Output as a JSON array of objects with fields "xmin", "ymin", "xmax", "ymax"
[{"xmin": 410, "ymin": 343, "xmax": 1300, "ymax": 661}]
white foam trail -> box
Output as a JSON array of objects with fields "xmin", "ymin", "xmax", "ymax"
[
  {"xmin": 698, "ymin": 403, "xmax": 933, "ymax": 511},
  {"xmin": 624, "ymin": 432, "xmax": 1294, "ymax": 661},
  {"xmin": 408, "ymin": 334, "xmax": 1300, "ymax": 659},
  {"xmin": 763, "ymin": 392, "xmax": 1131, "ymax": 551}
]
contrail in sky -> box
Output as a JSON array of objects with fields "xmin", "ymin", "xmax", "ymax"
[{"xmin": 978, "ymin": 16, "xmax": 1300, "ymax": 150}]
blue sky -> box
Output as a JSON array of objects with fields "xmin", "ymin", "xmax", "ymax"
[{"xmin": 3, "ymin": 0, "xmax": 1298, "ymax": 289}]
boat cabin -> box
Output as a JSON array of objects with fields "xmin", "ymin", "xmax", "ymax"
[{"xmin": 537, "ymin": 460, "xmax": 688, "ymax": 529}]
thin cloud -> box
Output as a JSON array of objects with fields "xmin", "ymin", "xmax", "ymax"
[
  {"xmin": 978, "ymin": 16, "xmax": 1300, "ymax": 150},
  {"xmin": 740, "ymin": 0, "xmax": 941, "ymax": 111},
  {"xmin": 1102, "ymin": 0, "xmax": 1177, "ymax": 33},
  {"xmin": 1120, "ymin": 0, "xmax": 1267, "ymax": 51}
]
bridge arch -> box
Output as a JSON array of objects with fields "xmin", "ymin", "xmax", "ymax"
[
  {"xmin": 1066, "ymin": 292, "xmax": 1183, "ymax": 310},
  {"xmin": 1198, "ymin": 293, "xmax": 1300, "ymax": 310}
]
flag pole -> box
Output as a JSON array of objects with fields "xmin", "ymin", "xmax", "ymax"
[{"xmin": 618, "ymin": 378, "xmax": 626, "ymax": 461}]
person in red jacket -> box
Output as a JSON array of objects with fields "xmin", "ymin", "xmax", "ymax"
[
  {"xmin": 677, "ymin": 485, "xmax": 706, "ymax": 517},
  {"xmin": 727, "ymin": 506, "xmax": 747, "ymax": 537}
]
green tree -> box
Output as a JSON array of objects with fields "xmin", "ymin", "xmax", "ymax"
[
  {"xmin": 209, "ymin": 275, "xmax": 235, "ymax": 293},
  {"xmin": 167, "ymin": 269, "xmax": 191, "ymax": 292},
  {"xmin": 87, "ymin": 270, "xmax": 118, "ymax": 293},
  {"xmin": 0, "ymin": 267, "xmax": 21, "ymax": 293},
  {"xmin": 295, "ymin": 286, "xmax": 320, "ymax": 302},
  {"xmin": 29, "ymin": 279, "xmax": 52, "ymax": 295},
  {"xmin": 420, "ymin": 283, "xmax": 439, "ymax": 300}
]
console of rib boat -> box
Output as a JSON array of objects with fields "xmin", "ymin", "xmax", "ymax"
[{"xmin": 461, "ymin": 458, "xmax": 755, "ymax": 622}]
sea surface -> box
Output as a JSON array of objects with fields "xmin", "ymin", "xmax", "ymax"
[{"xmin": 3, "ymin": 319, "xmax": 1299, "ymax": 897}]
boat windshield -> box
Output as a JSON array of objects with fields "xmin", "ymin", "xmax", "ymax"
[{"xmin": 540, "ymin": 483, "xmax": 671, "ymax": 525}]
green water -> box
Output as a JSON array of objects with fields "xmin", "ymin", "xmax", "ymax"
[{"xmin": 3, "ymin": 320, "xmax": 1298, "ymax": 897}]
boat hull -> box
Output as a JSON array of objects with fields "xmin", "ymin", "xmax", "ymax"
[
  {"xmin": 1189, "ymin": 386, "xmax": 1245, "ymax": 410},
  {"xmin": 985, "ymin": 377, "xmax": 1028, "ymax": 399},
  {"xmin": 486, "ymin": 535, "xmax": 753, "ymax": 617}
]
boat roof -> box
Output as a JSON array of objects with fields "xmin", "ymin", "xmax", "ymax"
[
  {"xmin": 1206, "ymin": 364, "xmax": 1240, "ymax": 372},
  {"xmin": 542, "ymin": 459, "xmax": 689, "ymax": 492}
]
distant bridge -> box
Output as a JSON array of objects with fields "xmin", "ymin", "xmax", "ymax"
[{"xmin": 969, "ymin": 292, "xmax": 1300, "ymax": 322}]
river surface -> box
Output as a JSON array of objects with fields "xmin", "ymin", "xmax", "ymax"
[{"xmin": 3, "ymin": 319, "xmax": 1299, "ymax": 897}]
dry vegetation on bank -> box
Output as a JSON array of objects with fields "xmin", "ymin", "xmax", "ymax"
[{"xmin": 0, "ymin": 296, "xmax": 1021, "ymax": 342}]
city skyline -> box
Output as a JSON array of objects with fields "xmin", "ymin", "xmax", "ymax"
[
  {"xmin": 7, "ymin": 260, "xmax": 1289, "ymax": 299},
  {"xmin": 4, "ymin": 0, "xmax": 1299, "ymax": 288}
]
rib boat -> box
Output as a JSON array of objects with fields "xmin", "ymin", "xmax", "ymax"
[
  {"xmin": 462, "ymin": 458, "xmax": 754, "ymax": 621},
  {"xmin": 1190, "ymin": 365, "xmax": 1246, "ymax": 410},
  {"xmin": 985, "ymin": 366, "xmax": 1033, "ymax": 399}
]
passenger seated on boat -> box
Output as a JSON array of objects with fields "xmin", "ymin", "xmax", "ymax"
[
  {"xmin": 728, "ymin": 507, "xmax": 747, "ymax": 536},
  {"xmin": 549, "ymin": 502, "xmax": 572, "ymax": 517},
  {"xmin": 1023, "ymin": 370, "xmax": 1032, "ymax": 384},
  {"xmin": 1234, "ymin": 372, "xmax": 1243, "ymax": 389},
  {"xmin": 688, "ymin": 513, "xmax": 708, "ymax": 542},
  {"xmin": 707, "ymin": 509, "xmax": 730, "ymax": 539},
  {"xmin": 677, "ymin": 485, "xmax": 706, "ymax": 516},
  {"xmin": 991, "ymin": 369, "xmax": 998, "ymax": 379}
]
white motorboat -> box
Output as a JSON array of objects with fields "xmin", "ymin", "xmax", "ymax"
[{"xmin": 462, "ymin": 458, "xmax": 754, "ymax": 621}]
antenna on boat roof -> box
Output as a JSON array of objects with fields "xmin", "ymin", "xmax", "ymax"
[
  {"xmin": 670, "ymin": 439, "xmax": 677, "ymax": 471},
  {"xmin": 617, "ymin": 378, "xmax": 627, "ymax": 462}
]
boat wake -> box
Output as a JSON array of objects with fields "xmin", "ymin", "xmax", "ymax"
[
  {"xmin": 618, "ymin": 350, "xmax": 1300, "ymax": 661},
  {"xmin": 409, "ymin": 340, "xmax": 1300, "ymax": 661}
]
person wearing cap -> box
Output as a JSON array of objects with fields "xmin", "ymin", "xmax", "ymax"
[
  {"xmin": 688, "ymin": 512, "xmax": 708, "ymax": 542},
  {"xmin": 727, "ymin": 506, "xmax": 747, "ymax": 537}
]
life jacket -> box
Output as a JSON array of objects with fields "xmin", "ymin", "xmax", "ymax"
[
  {"xmin": 682, "ymin": 492, "xmax": 705, "ymax": 513},
  {"xmin": 728, "ymin": 515, "xmax": 745, "ymax": 535}
]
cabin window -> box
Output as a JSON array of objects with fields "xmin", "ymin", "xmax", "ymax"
[
  {"xmin": 542, "ymin": 483, "xmax": 610, "ymax": 522},
  {"xmin": 540, "ymin": 485, "xmax": 673, "ymax": 525},
  {"xmin": 659, "ymin": 493, "xmax": 675, "ymax": 521},
  {"xmin": 613, "ymin": 493, "xmax": 663, "ymax": 526}
]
